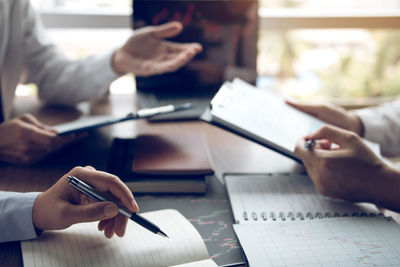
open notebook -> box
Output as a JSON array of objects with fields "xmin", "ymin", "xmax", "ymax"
[
  {"xmin": 200, "ymin": 78, "xmax": 381, "ymax": 163},
  {"xmin": 225, "ymin": 173, "xmax": 381, "ymax": 223},
  {"xmin": 225, "ymin": 173, "xmax": 400, "ymax": 266},
  {"xmin": 234, "ymin": 217, "xmax": 400, "ymax": 266},
  {"xmin": 21, "ymin": 209, "xmax": 217, "ymax": 267}
]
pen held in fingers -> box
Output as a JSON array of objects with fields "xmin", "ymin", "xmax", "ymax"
[
  {"xmin": 66, "ymin": 176, "xmax": 169, "ymax": 238},
  {"xmin": 304, "ymin": 139, "xmax": 317, "ymax": 151}
]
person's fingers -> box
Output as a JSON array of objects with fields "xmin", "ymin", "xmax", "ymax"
[
  {"xmin": 316, "ymin": 140, "xmax": 332, "ymax": 150},
  {"xmin": 19, "ymin": 113, "xmax": 55, "ymax": 131},
  {"xmin": 294, "ymin": 138, "xmax": 316, "ymax": 161},
  {"xmin": 104, "ymin": 218, "xmax": 116, "ymax": 238},
  {"xmin": 294, "ymin": 137, "xmax": 333, "ymax": 161},
  {"xmin": 306, "ymin": 125, "xmax": 359, "ymax": 148},
  {"xmin": 84, "ymin": 166, "xmax": 96, "ymax": 171},
  {"xmin": 164, "ymin": 41, "xmax": 202, "ymax": 54},
  {"xmin": 69, "ymin": 167, "xmax": 139, "ymax": 212},
  {"xmin": 114, "ymin": 214, "xmax": 128, "ymax": 237},
  {"xmin": 64, "ymin": 202, "xmax": 118, "ymax": 225},
  {"xmin": 144, "ymin": 52, "xmax": 196, "ymax": 75},
  {"xmin": 151, "ymin": 21, "xmax": 183, "ymax": 39},
  {"xmin": 22, "ymin": 123, "xmax": 57, "ymax": 147},
  {"xmin": 285, "ymin": 100, "xmax": 324, "ymax": 117},
  {"xmin": 98, "ymin": 218, "xmax": 110, "ymax": 231}
]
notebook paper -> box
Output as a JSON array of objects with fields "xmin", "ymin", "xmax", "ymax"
[
  {"xmin": 225, "ymin": 173, "xmax": 380, "ymax": 223},
  {"xmin": 233, "ymin": 217, "xmax": 400, "ymax": 267},
  {"xmin": 22, "ymin": 209, "xmax": 210, "ymax": 267},
  {"xmin": 171, "ymin": 259, "xmax": 218, "ymax": 267}
]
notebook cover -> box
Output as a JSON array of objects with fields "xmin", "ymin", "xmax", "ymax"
[
  {"xmin": 107, "ymin": 137, "xmax": 209, "ymax": 193},
  {"xmin": 132, "ymin": 134, "xmax": 214, "ymax": 176}
]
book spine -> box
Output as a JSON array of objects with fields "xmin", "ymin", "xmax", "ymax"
[{"xmin": 242, "ymin": 211, "xmax": 385, "ymax": 222}]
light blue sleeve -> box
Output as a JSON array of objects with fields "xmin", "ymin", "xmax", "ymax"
[{"xmin": 0, "ymin": 191, "xmax": 41, "ymax": 243}]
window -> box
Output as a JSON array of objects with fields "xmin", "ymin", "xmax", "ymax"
[
  {"xmin": 256, "ymin": 1, "xmax": 400, "ymax": 106},
  {"xmin": 31, "ymin": 0, "xmax": 131, "ymax": 10},
  {"xmin": 26, "ymin": 0, "xmax": 400, "ymax": 105}
]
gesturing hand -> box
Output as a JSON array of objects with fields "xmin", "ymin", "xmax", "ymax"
[
  {"xmin": 33, "ymin": 166, "xmax": 139, "ymax": 238},
  {"xmin": 294, "ymin": 125, "xmax": 400, "ymax": 211},
  {"xmin": 0, "ymin": 114, "xmax": 84, "ymax": 165},
  {"xmin": 286, "ymin": 100, "xmax": 364, "ymax": 136},
  {"xmin": 112, "ymin": 21, "xmax": 202, "ymax": 76}
]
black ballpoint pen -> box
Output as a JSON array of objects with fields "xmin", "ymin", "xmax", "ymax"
[{"xmin": 66, "ymin": 175, "xmax": 168, "ymax": 238}]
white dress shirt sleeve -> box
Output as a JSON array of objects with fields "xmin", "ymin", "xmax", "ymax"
[
  {"xmin": 20, "ymin": 0, "xmax": 120, "ymax": 106},
  {"xmin": 355, "ymin": 99, "xmax": 400, "ymax": 157},
  {"xmin": 0, "ymin": 191, "xmax": 40, "ymax": 243}
]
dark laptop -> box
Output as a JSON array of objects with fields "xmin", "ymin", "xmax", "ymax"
[{"xmin": 132, "ymin": 0, "xmax": 258, "ymax": 121}]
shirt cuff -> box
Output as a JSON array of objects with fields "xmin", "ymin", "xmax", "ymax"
[
  {"xmin": 0, "ymin": 192, "xmax": 41, "ymax": 243},
  {"xmin": 355, "ymin": 108, "xmax": 387, "ymax": 145},
  {"xmin": 92, "ymin": 50, "xmax": 121, "ymax": 91}
]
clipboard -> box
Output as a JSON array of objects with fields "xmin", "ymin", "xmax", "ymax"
[{"xmin": 200, "ymin": 78, "xmax": 381, "ymax": 163}]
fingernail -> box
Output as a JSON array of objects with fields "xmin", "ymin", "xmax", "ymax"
[
  {"xmin": 132, "ymin": 200, "xmax": 139, "ymax": 211},
  {"xmin": 104, "ymin": 204, "xmax": 117, "ymax": 217}
]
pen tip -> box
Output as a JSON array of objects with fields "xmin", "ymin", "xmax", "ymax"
[{"xmin": 157, "ymin": 230, "xmax": 169, "ymax": 238}]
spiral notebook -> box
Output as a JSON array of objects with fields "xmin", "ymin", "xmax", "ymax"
[
  {"xmin": 225, "ymin": 173, "xmax": 381, "ymax": 223},
  {"xmin": 225, "ymin": 173, "xmax": 400, "ymax": 267},
  {"xmin": 233, "ymin": 217, "xmax": 400, "ymax": 266}
]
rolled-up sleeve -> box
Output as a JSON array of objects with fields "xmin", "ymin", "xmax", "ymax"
[
  {"xmin": 356, "ymin": 99, "xmax": 400, "ymax": 156},
  {"xmin": 0, "ymin": 191, "xmax": 40, "ymax": 243}
]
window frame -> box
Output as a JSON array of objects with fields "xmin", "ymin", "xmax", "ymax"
[{"xmin": 39, "ymin": 8, "xmax": 400, "ymax": 29}]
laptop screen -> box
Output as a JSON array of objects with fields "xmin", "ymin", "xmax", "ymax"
[{"xmin": 132, "ymin": 0, "xmax": 258, "ymax": 93}]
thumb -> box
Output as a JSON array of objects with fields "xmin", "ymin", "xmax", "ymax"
[
  {"xmin": 67, "ymin": 202, "xmax": 119, "ymax": 224},
  {"xmin": 307, "ymin": 125, "xmax": 357, "ymax": 148},
  {"xmin": 151, "ymin": 21, "xmax": 183, "ymax": 39}
]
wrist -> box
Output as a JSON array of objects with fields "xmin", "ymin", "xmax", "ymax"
[
  {"xmin": 349, "ymin": 112, "xmax": 364, "ymax": 136},
  {"xmin": 372, "ymin": 164, "xmax": 400, "ymax": 212},
  {"xmin": 32, "ymin": 192, "xmax": 45, "ymax": 231},
  {"xmin": 111, "ymin": 49, "xmax": 126, "ymax": 76}
]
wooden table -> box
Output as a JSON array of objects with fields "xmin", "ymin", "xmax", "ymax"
[{"xmin": 0, "ymin": 93, "xmax": 300, "ymax": 266}]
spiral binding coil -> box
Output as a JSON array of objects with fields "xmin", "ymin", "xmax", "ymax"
[{"xmin": 242, "ymin": 211, "xmax": 384, "ymax": 221}]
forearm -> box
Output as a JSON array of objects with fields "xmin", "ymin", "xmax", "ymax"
[
  {"xmin": 0, "ymin": 192, "xmax": 41, "ymax": 243},
  {"xmin": 30, "ymin": 51, "xmax": 119, "ymax": 105}
]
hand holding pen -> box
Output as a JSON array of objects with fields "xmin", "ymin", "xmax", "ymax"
[
  {"xmin": 32, "ymin": 166, "xmax": 140, "ymax": 238},
  {"xmin": 67, "ymin": 175, "xmax": 168, "ymax": 237},
  {"xmin": 294, "ymin": 125, "xmax": 389, "ymax": 205}
]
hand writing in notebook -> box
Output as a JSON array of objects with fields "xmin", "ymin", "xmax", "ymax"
[
  {"xmin": 33, "ymin": 166, "xmax": 139, "ymax": 238},
  {"xmin": 295, "ymin": 125, "xmax": 400, "ymax": 212}
]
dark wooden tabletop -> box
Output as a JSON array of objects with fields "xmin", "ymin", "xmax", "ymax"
[{"xmin": 0, "ymin": 92, "xmax": 301, "ymax": 266}]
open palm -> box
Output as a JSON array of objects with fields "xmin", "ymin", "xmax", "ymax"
[{"xmin": 113, "ymin": 22, "xmax": 202, "ymax": 77}]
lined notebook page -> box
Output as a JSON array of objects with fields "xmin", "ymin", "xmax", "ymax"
[
  {"xmin": 233, "ymin": 217, "xmax": 400, "ymax": 267},
  {"xmin": 22, "ymin": 209, "xmax": 210, "ymax": 267},
  {"xmin": 225, "ymin": 174, "xmax": 380, "ymax": 223}
]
